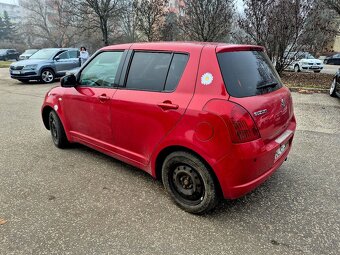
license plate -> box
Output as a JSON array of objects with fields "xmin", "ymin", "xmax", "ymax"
[
  {"xmin": 275, "ymin": 143, "xmax": 288, "ymax": 161},
  {"xmin": 12, "ymin": 70, "xmax": 20, "ymax": 74}
]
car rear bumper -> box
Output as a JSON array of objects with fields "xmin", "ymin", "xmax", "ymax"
[{"xmin": 214, "ymin": 120, "xmax": 296, "ymax": 199}]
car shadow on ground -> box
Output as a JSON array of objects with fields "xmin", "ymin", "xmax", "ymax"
[{"xmin": 67, "ymin": 142, "xmax": 287, "ymax": 217}]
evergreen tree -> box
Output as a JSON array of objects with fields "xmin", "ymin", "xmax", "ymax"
[
  {"xmin": 2, "ymin": 11, "xmax": 15, "ymax": 40},
  {"xmin": 0, "ymin": 16, "xmax": 5, "ymax": 40}
]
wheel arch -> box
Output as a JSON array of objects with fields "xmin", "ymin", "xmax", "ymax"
[
  {"xmin": 40, "ymin": 66, "xmax": 55, "ymax": 75},
  {"xmin": 154, "ymin": 145, "xmax": 223, "ymax": 197},
  {"xmin": 42, "ymin": 105, "xmax": 53, "ymax": 130}
]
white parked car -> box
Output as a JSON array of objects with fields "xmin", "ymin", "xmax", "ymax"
[{"xmin": 286, "ymin": 52, "xmax": 323, "ymax": 73}]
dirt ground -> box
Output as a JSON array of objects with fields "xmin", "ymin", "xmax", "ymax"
[{"xmin": 281, "ymin": 72, "xmax": 334, "ymax": 91}]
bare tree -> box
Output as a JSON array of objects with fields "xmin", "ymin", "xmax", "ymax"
[
  {"xmin": 134, "ymin": 0, "xmax": 169, "ymax": 42},
  {"xmin": 120, "ymin": 0, "xmax": 139, "ymax": 42},
  {"xmin": 71, "ymin": 0, "xmax": 124, "ymax": 46},
  {"xmin": 323, "ymin": 0, "xmax": 340, "ymax": 15},
  {"xmin": 301, "ymin": 1, "xmax": 339, "ymax": 55},
  {"xmin": 19, "ymin": 0, "xmax": 77, "ymax": 47},
  {"xmin": 239, "ymin": 0, "xmax": 315, "ymax": 73},
  {"xmin": 180, "ymin": 0, "xmax": 235, "ymax": 42}
]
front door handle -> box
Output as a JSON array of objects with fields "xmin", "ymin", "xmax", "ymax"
[
  {"xmin": 157, "ymin": 100, "xmax": 179, "ymax": 111},
  {"xmin": 98, "ymin": 94, "xmax": 110, "ymax": 102}
]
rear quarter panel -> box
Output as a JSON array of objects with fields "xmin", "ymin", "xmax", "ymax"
[{"xmin": 150, "ymin": 46, "xmax": 231, "ymax": 177}]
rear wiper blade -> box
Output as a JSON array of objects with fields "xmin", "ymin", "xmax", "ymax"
[{"xmin": 257, "ymin": 82, "xmax": 278, "ymax": 89}]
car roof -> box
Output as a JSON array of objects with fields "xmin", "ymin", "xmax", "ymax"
[
  {"xmin": 101, "ymin": 42, "xmax": 264, "ymax": 53},
  {"xmin": 37, "ymin": 48, "xmax": 78, "ymax": 51}
]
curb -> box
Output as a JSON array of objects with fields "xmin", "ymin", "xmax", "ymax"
[{"xmin": 288, "ymin": 87, "xmax": 329, "ymax": 94}]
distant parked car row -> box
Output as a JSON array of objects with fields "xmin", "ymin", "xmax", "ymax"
[
  {"xmin": 324, "ymin": 54, "xmax": 340, "ymax": 65},
  {"xmin": 0, "ymin": 49, "xmax": 19, "ymax": 61},
  {"xmin": 285, "ymin": 52, "xmax": 324, "ymax": 73},
  {"xmin": 19, "ymin": 49, "xmax": 39, "ymax": 60},
  {"xmin": 9, "ymin": 48, "xmax": 81, "ymax": 83},
  {"xmin": 0, "ymin": 48, "xmax": 39, "ymax": 61}
]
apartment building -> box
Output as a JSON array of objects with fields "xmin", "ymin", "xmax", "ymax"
[
  {"xmin": 0, "ymin": 0, "xmax": 23, "ymax": 23},
  {"xmin": 168, "ymin": 0, "xmax": 185, "ymax": 15}
]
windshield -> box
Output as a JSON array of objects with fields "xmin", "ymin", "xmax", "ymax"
[
  {"xmin": 24, "ymin": 49, "xmax": 37, "ymax": 54},
  {"xmin": 217, "ymin": 51, "xmax": 283, "ymax": 98},
  {"xmin": 304, "ymin": 53, "xmax": 315, "ymax": 59},
  {"xmin": 29, "ymin": 49, "xmax": 60, "ymax": 59}
]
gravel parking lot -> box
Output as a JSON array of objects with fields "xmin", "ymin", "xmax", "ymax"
[{"xmin": 0, "ymin": 68, "xmax": 339, "ymax": 255}]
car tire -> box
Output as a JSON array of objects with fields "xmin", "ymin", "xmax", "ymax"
[
  {"xmin": 18, "ymin": 79, "xmax": 30, "ymax": 84},
  {"xmin": 330, "ymin": 78, "xmax": 338, "ymax": 97},
  {"xmin": 48, "ymin": 110, "xmax": 69, "ymax": 148},
  {"xmin": 294, "ymin": 64, "xmax": 300, "ymax": 72},
  {"xmin": 40, "ymin": 69, "xmax": 55, "ymax": 83},
  {"xmin": 161, "ymin": 151, "xmax": 219, "ymax": 214}
]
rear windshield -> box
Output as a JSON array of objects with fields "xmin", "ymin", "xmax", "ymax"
[{"xmin": 217, "ymin": 51, "xmax": 283, "ymax": 98}]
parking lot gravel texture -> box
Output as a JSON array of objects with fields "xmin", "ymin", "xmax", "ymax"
[{"xmin": 0, "ymin": 68, "xmax": 339, "ymax": 255}]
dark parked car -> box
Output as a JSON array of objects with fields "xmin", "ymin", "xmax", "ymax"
[
  {"xmin": 330, "ymin": 68, "xmax": 340, "ymax": 98},
  {"xmin": 19, "ymin": 49, "xmax": 39, "ymax": 60},
  {"xmin": 9, "ymin": 48, "xmax": 80, "ymax": 83},
  {"xmin": 0, "ymin": 49, "xmax": 19, "ymax": 61},
  {"xmin": 324, "ymin": 54, "xmax": 340, "ymax": 65}
]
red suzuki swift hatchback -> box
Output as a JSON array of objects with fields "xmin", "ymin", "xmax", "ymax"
[{"xmin": 42, "ymin": 42, "xmax": 296, "ymax": 214}]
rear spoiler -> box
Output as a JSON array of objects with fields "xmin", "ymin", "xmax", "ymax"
[{"xmin": 216, "ymin": 45, "xmax": 265, "ymax": 53}]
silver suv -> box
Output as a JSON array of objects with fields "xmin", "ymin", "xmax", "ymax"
[{"xmin": 10, "ymin": 48, "xmax": 80, "ymax": 83}]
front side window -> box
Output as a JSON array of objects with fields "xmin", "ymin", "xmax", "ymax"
[
  {"xmin": 79, "ymin": 51, "xmax": 123, "ymax": 87},
  {"xmin": 57, "ymin": 51, "xmax": 69, "ymax": 60}
]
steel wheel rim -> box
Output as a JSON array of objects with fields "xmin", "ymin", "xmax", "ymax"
[
  {"xmin": 330, "ymin": 79, "xmax": 336, "ymax": 94},
  {"xmin": 49, "ymin": 114, "xmax": 58, "ymax": 143},
  {"xmin": 170, "ymin": 164, "xmax": 204, "ymax": 205},
  {"xmin": 294, "ymin": 65, "xmax": 299, "ymax": 72},
  {"xmin": 42, "ymin": 71, "xmax": 54, "ymax": 82}
]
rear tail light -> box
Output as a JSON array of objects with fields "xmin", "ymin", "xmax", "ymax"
[
  {"xmin": 224, "ymin": 103, "xmax": 260, "ymax": 143},
  {"xmin": 203, "ymin": 100, "xmax": 261, "ymax": 143}
]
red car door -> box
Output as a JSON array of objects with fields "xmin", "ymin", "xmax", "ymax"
[
  {"xmin": 62, "ymin": 51, "xmax": 125, "ymax": 149},
  {"xmin": 110, "ymin": 50, "xmax": 197, "ymax": 167}
]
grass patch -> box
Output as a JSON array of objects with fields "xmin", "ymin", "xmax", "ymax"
[
  {"xmin": 280, "ymin": 71, "xmax": 333, "ymax": 90},
  {"xmin": 0, "ymin": 61, "xmax": 11, "ymax": 68}
]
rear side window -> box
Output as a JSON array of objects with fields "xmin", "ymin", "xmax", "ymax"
[
  {"xmin": 69, "ymin": 50, "xmax": 79, "ymax": 58},
  {"xmin": 126, "ymin": 52, "xmax": 188, "ymax": 92},
  {"xmin": 165, "ymin": 54, "xmax": 189, "ymax": 92},
  {"xmin": 126, "ymin": 52, "xmax": 172, "ymax": 91},
  {"xmin": 217, "ymin": 51, "xmax": 282, "ymax": 98}
]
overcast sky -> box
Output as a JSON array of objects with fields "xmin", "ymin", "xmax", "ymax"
[
  {"xmin": 236, "ymin": 0, "xmax": 244, "ymax": 12},
  {"xmin": 0, "ymin": 0, "xmax": 244, "ymax": 12},
  {"xmin": 0, "ymin": 0, "xmax": 19, "ymax": 5}
]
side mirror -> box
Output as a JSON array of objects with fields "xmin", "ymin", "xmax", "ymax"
[
  {"xmin": 54, "ymin": 56, "xmax": 60, "ymax": 61},
  {"xmin": 61, "ymin": 74, "xmax": 76, "ymax": 87}
]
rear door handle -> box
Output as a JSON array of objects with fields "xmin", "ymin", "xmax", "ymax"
[
  {"xmin": 98, "ymin": 94, "xmax": 110, "ymax": 102},
  {"xmin": 157, "ymin": 100, "xmax": 179, "ymax": 111}
]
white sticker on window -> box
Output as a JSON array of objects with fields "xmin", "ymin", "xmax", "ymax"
[{"xmin": 201, "ymin": 73, "xmax": 213, "ymax": 85}]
